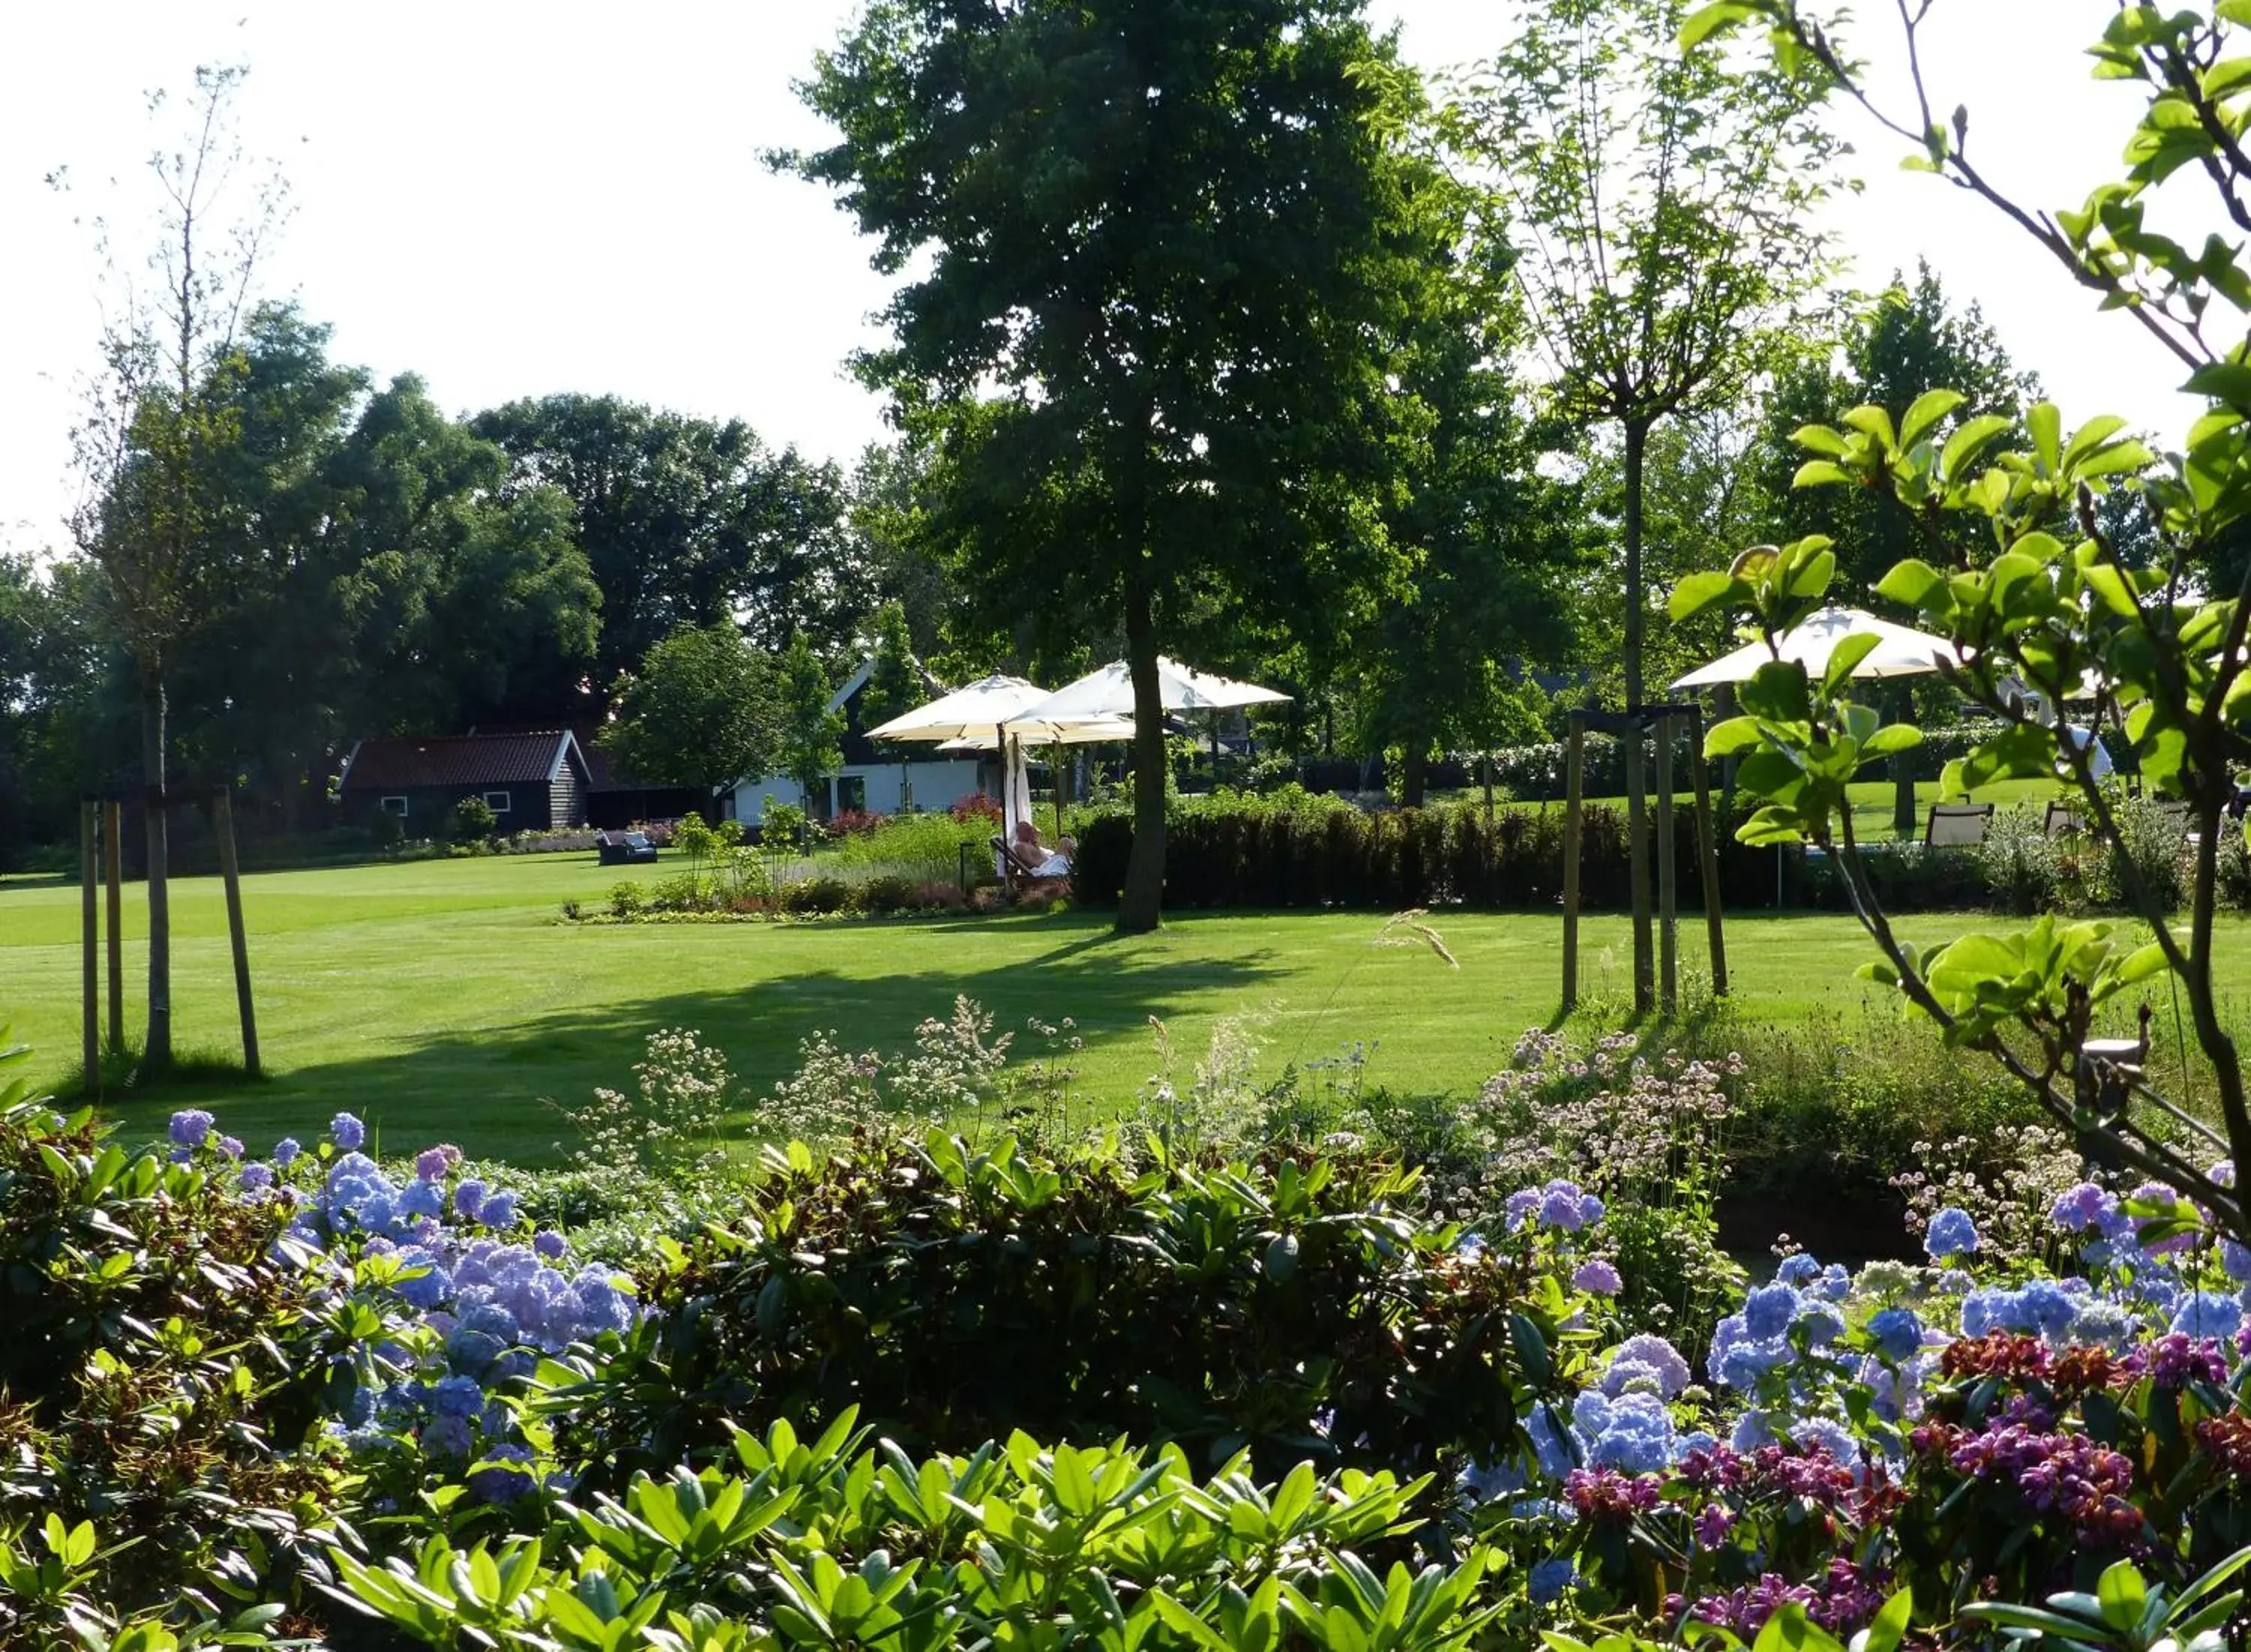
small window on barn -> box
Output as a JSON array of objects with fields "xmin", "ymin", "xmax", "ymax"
[
  {"xmin": 484, "ymin": 790, "xmax": 512, "ymax": 814},
  {"xmin": 380, "ymin": 796, "xmax": 409, "ymax": 817}
]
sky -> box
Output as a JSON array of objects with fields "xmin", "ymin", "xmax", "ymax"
[{"xmin": 0, "ymin": 2, "xmax": 2213, "ymax": 557}]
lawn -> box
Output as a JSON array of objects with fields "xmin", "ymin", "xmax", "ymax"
[{"xmin": 0, "ymin": 846, "xmax": 2228, "ymax": 1164}]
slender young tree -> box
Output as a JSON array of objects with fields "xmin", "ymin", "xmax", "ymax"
[
  {"xmin": 783, "ymin": 0, "xmax": 1434, "ymax": 930},
  {"xmin": 65, "ymin": 65, "xmax": 285, "ymax": 1075},
  {"xmin": 1443, "ymin": 0, "xmax": 1837, "ymax": 1009},
  {"xmin": 777, "ymin": 632, "xmax": 845, "ymax": 815},
  {"xmin": 858, "ymin": 600, "xmax": 926, "ymax": 812},
  {"xmin": 600, "ymin": 624, "xmax": 779, "ymax": 813}
]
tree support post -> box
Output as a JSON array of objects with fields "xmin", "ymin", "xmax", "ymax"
[
  {"xmin": 1688, "ymin": 704, "xmax": 1729, "ymax": 998},
  {"xmin": 1624, "ymin": 721, "xmax": 1654, "ymax": 1015},
  {"xmin": 80, "ymin": 802, "xmax": 99, "ymax": 1096},
  {"xmin": 214, "ymin": 788, "xmax": 260, "ymax": 1077},
  {"xmin": 1561, "ymin": 715, "xmax": 1585, "ymax": 1011},
  {"xmin": 1654, "ymin": 712, "xmax": 1678, "ymax": 1015},
  {"xmin": 104, "ymin": 800, "xmax": 125, "ymax": 1053}
]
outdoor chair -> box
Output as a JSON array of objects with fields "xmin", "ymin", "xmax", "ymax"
[
  {"xmin": 1924, "ymin": 802, "xmax": 1994, "ymax": 848},
  {"xmin": 2044, "ymin": 800, "xmax": 2084, "ymax": 837}
]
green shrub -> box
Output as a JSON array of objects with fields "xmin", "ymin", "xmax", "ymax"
[
  {"xmin": 780, "ymin": 875, "xmax": 852, "ymax": 915},
  {"xmin": 857, "ymin": 872, "xmax": 918, "ymax": 913},
  {"xmin": 649, "ymin": 871, "xmax": 705, "ymax": 912},
  {"xmin": 608, "ymin": 880, "xmax": 645, "ymax": 918},
  {"xmin": 551, "ymin": 1131, "xmax": 1561, "ymax": 1485},
  {"xmin": 451, "ymin": 794, "xmax": 497, "ymax": 842},
  {"xmin": 327, "ymin": 1417, "xmax": 1501, "ymax": 1651}
]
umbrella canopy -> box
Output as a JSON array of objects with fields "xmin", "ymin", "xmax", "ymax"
[
  {"xmin": 865, "ymin": 674, "xmax": 1052, "ymax": 743},
  {"xmin": 1671, "ymin": 606, "xmax": 1961, "ymax": 690},
  {"xmin": 1019, "ymin": 656, "xmax": 1290, "ymax": 722},
  {"xmin": 936, "ymin": 716, "xmax": 1139, "ymax": 750}
]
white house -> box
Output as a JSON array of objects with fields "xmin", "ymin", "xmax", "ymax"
[{"xmin": 726, "ymin": 656, "xmax": 993, "ymax": 825}]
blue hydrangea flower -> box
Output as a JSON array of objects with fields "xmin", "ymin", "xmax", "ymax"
[
  {"xmin": 1789, "ymin": 1415, "xmax": 1858, "ymax": 1466},
  {"xmin": 1775, "ymin": 1254, "xmax": 1821, "ymax": 1287},
  {"xmin": 2224, "ymin": 1239, "xmax": 2251, "ymax": 1284},
  {"xmin": 1504, "ymin": 1189, "xmax": 1540, "ymax": 1231},
  {"xmin": 239, "ymin": 1163, "xmax": 275, "ymax": 1194},
  {"xmin": 1586, "ymin": 1392, "xmax": 1676, "ymax": 1473},
  {"xmin": 454, "ymin": 1179, "xmax": 488, "ymax": 1221},
  {"xmin": 168, "ymin": 1110, "xmax": 215, "ymax": 1148},
  {"xmin": 397, "ymin": 1180, "xmax": 446, "ymax": 1221},
  {"xmin": 1866, "ymin": 1307, "xmax": 1923, "ymax": 1362},
  {"xmin": 2018, "ymin": 1278, "xmax": 2078, "ymax": 1341},
  {"xmin": 533, "ymin": 1229, "xmax": 570, "ymax": 1260},
  {"xmin": 272, "ymin": 1137, "xmax": 302, "ymax": 1167},
  {"xmin": 1796, "ymin": 1301, "xmax": 1848, "ymax": 1346},
  {"xmin": 1528, "ymin": 1558, "xmax": 1576, "ymax": 1604},
  {"xmin": 330, "ymin": 1113, "xmax": 367, "ymax": 1151},
  {"xmin": 480, "ymin": 1191, "xmax": 520, "ymax": 1230},
  {"xmin": 2051, "ymin": 1182, "xmax": 2113, "ymax": 1232},
  {"xmin": 1540, "ymin": 1182, "xmax": 1589, "ymax": 1231},
  {"xmin": 215, "ymin": 1135, "xmax": 244, "ymax": 1161},
  {"xmin": 2171, "ymin": 1290, "xmax": 2243, "ymax": 1340},
  {"xmin": 1743, "ymin": 1282, "xmax": 1798, "ymax": 1341},
  {"xmin": 1730, "ymin": 1409, "xmax": 1775, "ymax": 1450},
  {"xmin": 393, "ymin": 1246, "xmax": 453, "ymax": 1311},
  {"xmin": 1925, "ymin": 1207, "xmax": 1979, "ymax": 1260}
]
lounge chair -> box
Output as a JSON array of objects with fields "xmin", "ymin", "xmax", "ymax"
[
  {"xmin": 1924, "ymin": 803, "xmax": 1994, "ymax": 848},
  {"xmin": 2043, "ymin": 800, "xmax": 2083, "ymax": 837}
]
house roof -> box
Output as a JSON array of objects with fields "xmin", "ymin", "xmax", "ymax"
[{"xmin": 338, "ymin": 730, "xmax": 585, "ymax": 792}]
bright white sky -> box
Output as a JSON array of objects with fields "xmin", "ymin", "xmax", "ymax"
[{"xmin": 0, "ymin": 2, "xmax": 2211, "ymax": 556}]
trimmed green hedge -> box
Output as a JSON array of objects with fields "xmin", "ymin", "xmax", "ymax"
[{"xmin": 1069, "ymin": 797, "xmax": 1991, "ymax": 913}]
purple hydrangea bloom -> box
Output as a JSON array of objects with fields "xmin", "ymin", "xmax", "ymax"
[
  {"xmin": 414, "ymin": 1146, "xmax": 452, "ymax": 1182},
  {"xmin": 215, "ymin": 1135, "xmax": 244, "ymax": 1161},
  {"xmin": 1925, "ymin": 1207, "xmax": 1979, "ymax": 1260},
  {"xmin": 480, "ymin": 1191, "xmax": 519, "ymax": 1230},
  {"xmin": 2051, "ymin": 1182, "xmax": 2113, "ymax": 1232},
  {"xmin": 329, "ymin": 1112, "xmax": 367, "ymax": 1151},
  {"xmin": 2018, "ymin": 1278, "xmax": 2078, "ymax": 1341},
  {"xmin": 467, "ymin": 1442, "xmax": 538, "ymax": 1503},
  {"xmin": 1573, "ymin": 1259, "xmax": 1622, "ymax": 1296},
  {"xmin": 1608, "ymin": 1334, "xmax": 1691, "ymax": 1399},
  {"xmin": 272, "ymin": 1137, "xmax": 302, "ymax": 1167},
  {"xmin": 533, "ymin": 1229, "xmax": 569, "ymax": 1260},
  {"xmin": 397, "ymin": 1179, "xmax": 446, "ymax": 1221},
  {"xmin": 168, "ymin": 1110, "xmax": 215, "ymax": 1148},
  {"xmin": 454, "ymin": 1179, "xmax": 488, "ymax": 1221},
  {"xmin": 1504, "ymin": 1189, "xmax": 1540, "ymax": 1231},
  {"xmin": 393, "ymin": 1246, "xmax": 453, "ymax": 1311},
  {"xmin": 2225, "ymin": 1239, "xmax": 2251, "ymax": 1284},
  {"xmin": 2171, "ymin": 1291, "xmax": 2244, "ymax": 1340},
  {"xmin": 239, "ymin": 1163, "xmax": 275, "ymax": 1194},
  {"xmin": 1787, "ymin": 1415, "xmax": 1859, "ymax": 1467},
  {"xmin": 1540, "ymin": 1182, "xmax": 1590, "ymax": 1232},
  {"xmin": 431, "ymin": 1374, "xmax": 485, "ymax": 1419}
]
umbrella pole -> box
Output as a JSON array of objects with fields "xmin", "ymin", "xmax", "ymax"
[
  {"xmin": 1561, "ymin": 715, "xmax": 1585, "ymax": 1012},
  {"xmin": 1689, "ymin": 702, "xmax": 1728, "ymax": 998},
  {"xmin": 1655, "ymin": 713, "xmax": 1677, "ymax": 1016},
  {"xmin": 1053, "ymin": 740, "xmax": 1065, "ymax": 843}
]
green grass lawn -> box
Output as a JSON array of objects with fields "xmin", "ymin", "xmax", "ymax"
[{"xmin": 0, "ymin": 847, "xmax": 2229, "ymax": 1165}]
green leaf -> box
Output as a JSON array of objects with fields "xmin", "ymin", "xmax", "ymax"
[
  {"xmin": 2028, "ymin": 401, "xmax": 2063, "ymax": 470},
  {"xmin": 1704, "ymin": 716, "xmax": 1769, "ymax": 758},
  {"xmin": 1793, "ymin": 459, "xmax": 1857, "ymax": 489},
  {"xmin": 1899, "ymin": 389, "xmax": 1965, "ymax": 450},
  {"xmin": 1850, "ymin": 1588, "xmax": 1913, "ymax": 1652},
  {"xmin": 1823, "ymin": 632, "xmax": 1881, "ymax": 693},
  {"xmin": 1874, "ymin": 559, "xmax": 1947, "ymax": 609},
  {"xmin": 1860, "ymin": 725, "xmax": 1922, "ymax": 758},
  {"xmin": 1670, "ymin": 571, "xmax": 1748, "ymax": 623},
  {"xmin": 2096, "ymin": 1559, "xmax": 2149, "ymax": 1631},
  {"xmin": 1939, "ymin": 413, "xmax": 2012, "ymax": 479},
  {"xmin": 2186, "ymin": 361, "xmax": 2251, "ymax": 405},
  {"xmin": 1679, "ymin": 1, "xmax": 1760, "ymax": 48}
]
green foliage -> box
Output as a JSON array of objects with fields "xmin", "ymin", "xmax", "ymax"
[
  {"xmin": 538, "ymin": 1130, "xmax": 1576, "ymax": 1487},
  {"xmin": 0, "ymin": 1035, "xmax": 401, "ymax": 1638},
  {"xmin": 452, "ymin": 794, "xmax": 499, "ymax": 843},
  {"xmin": 325, "ymin": 1418, "xmax": 1503, "ymax": 1652},
  {"xmin": 1963, "ymin": 1549, "xmax": 2251, "ymax": 1652},
  {"xmin": 776, "ymin": 636, "xmax": 843, "ymax": 812},
  {"xmin": 602, "ymin": 623, "xmax": 780, "ymax": 798},
  {"xmin": 783, "ymin": 0, "xmax": 1447, "ymax": 929}
]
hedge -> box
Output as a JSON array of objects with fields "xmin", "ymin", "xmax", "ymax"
[{"xmin": 1069, "ymin": 797, "xmax": 1992, "ymax": 914}]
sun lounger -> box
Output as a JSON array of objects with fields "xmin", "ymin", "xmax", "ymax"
[{"xmin": 1925, "ymin": 803, "xmax": 1994, "ymax": 848}]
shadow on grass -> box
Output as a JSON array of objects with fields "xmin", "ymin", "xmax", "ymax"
[{"xmin": 161, "ymin": 912, "xmax": 1291, "ymax": 1159}]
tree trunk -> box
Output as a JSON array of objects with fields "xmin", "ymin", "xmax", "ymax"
[
  {"xmin": 1116, "ymin": 575, "xmax": 1168, "ymax": 934},
  {"xmin": 1401, "ymin": 747, "xmax": 1428, "ymax": 809},
  {"xmin": 1891, "ymin": 680, "xmax": 1916, "ymax": 839},
  {"xmin": 1622, "ymin": 418, "xmax": 1654, "ymax": 1014},
  {"xmin": 139, "ymin": 665, "xmax": 173, "ymax": 1075}
]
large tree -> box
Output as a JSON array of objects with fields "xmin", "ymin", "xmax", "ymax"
[
  {"xmin": 1443, "ymin": 0, "xmax": 1838, "ymax": 1009},
  {"xmin": 785, "ymin": 0, "xmax": 1434, "ymax": 930},
  {"xmin": 68, "ymin": 64, "xmax": 285, "ymax": 1074},
  {"xmin": 599, "ymin": 623, "xmax": 778, "ymax": 808},
  {"xmin": 473, "ymin": 395, "xmax": 861, "ymax": 685}
]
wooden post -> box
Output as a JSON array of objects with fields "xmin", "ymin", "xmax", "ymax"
[
  {"xmin": 80, "ymin": 802, "xmax": 98, "ymax": 1095},
  {"xmin": 1561, "ymin": 716, "xmax": 1585, "ymax": 1011},
  {"xmin": 214, "ymin": 789, "xmax": 260, "ymax": 1077},
  {"xmin": 1625, "ymin": 721, "xmax": 1654, "ymax": 1014},
  {"xmin": 1655, "ymin": 713, "xmax": 1678, "ymax": 1015},
  {"xmin": 1688, "ymin": 705, "xmax": 1729, "ymax": 998},
  {"xmin": 104, "ymin": 800, "xmax": 124, "ymax": 1053}
]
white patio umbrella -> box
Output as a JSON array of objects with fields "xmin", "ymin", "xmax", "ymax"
[
  {"xmin": 1670, "ymin": 606, "xmax": 1962, "ymax": 689},
  {"xmin": 864, "ymin": 674, "xmax": 1053, "ymax": 742},
  {"xmin": 1019, "ymin": 656, "xmax": 1291, "ymax": 721}
]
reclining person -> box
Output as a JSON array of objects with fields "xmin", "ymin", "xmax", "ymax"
[{"xmin": 1004, "ymin": 819, "xmax": 1074, "ymax": 879}]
